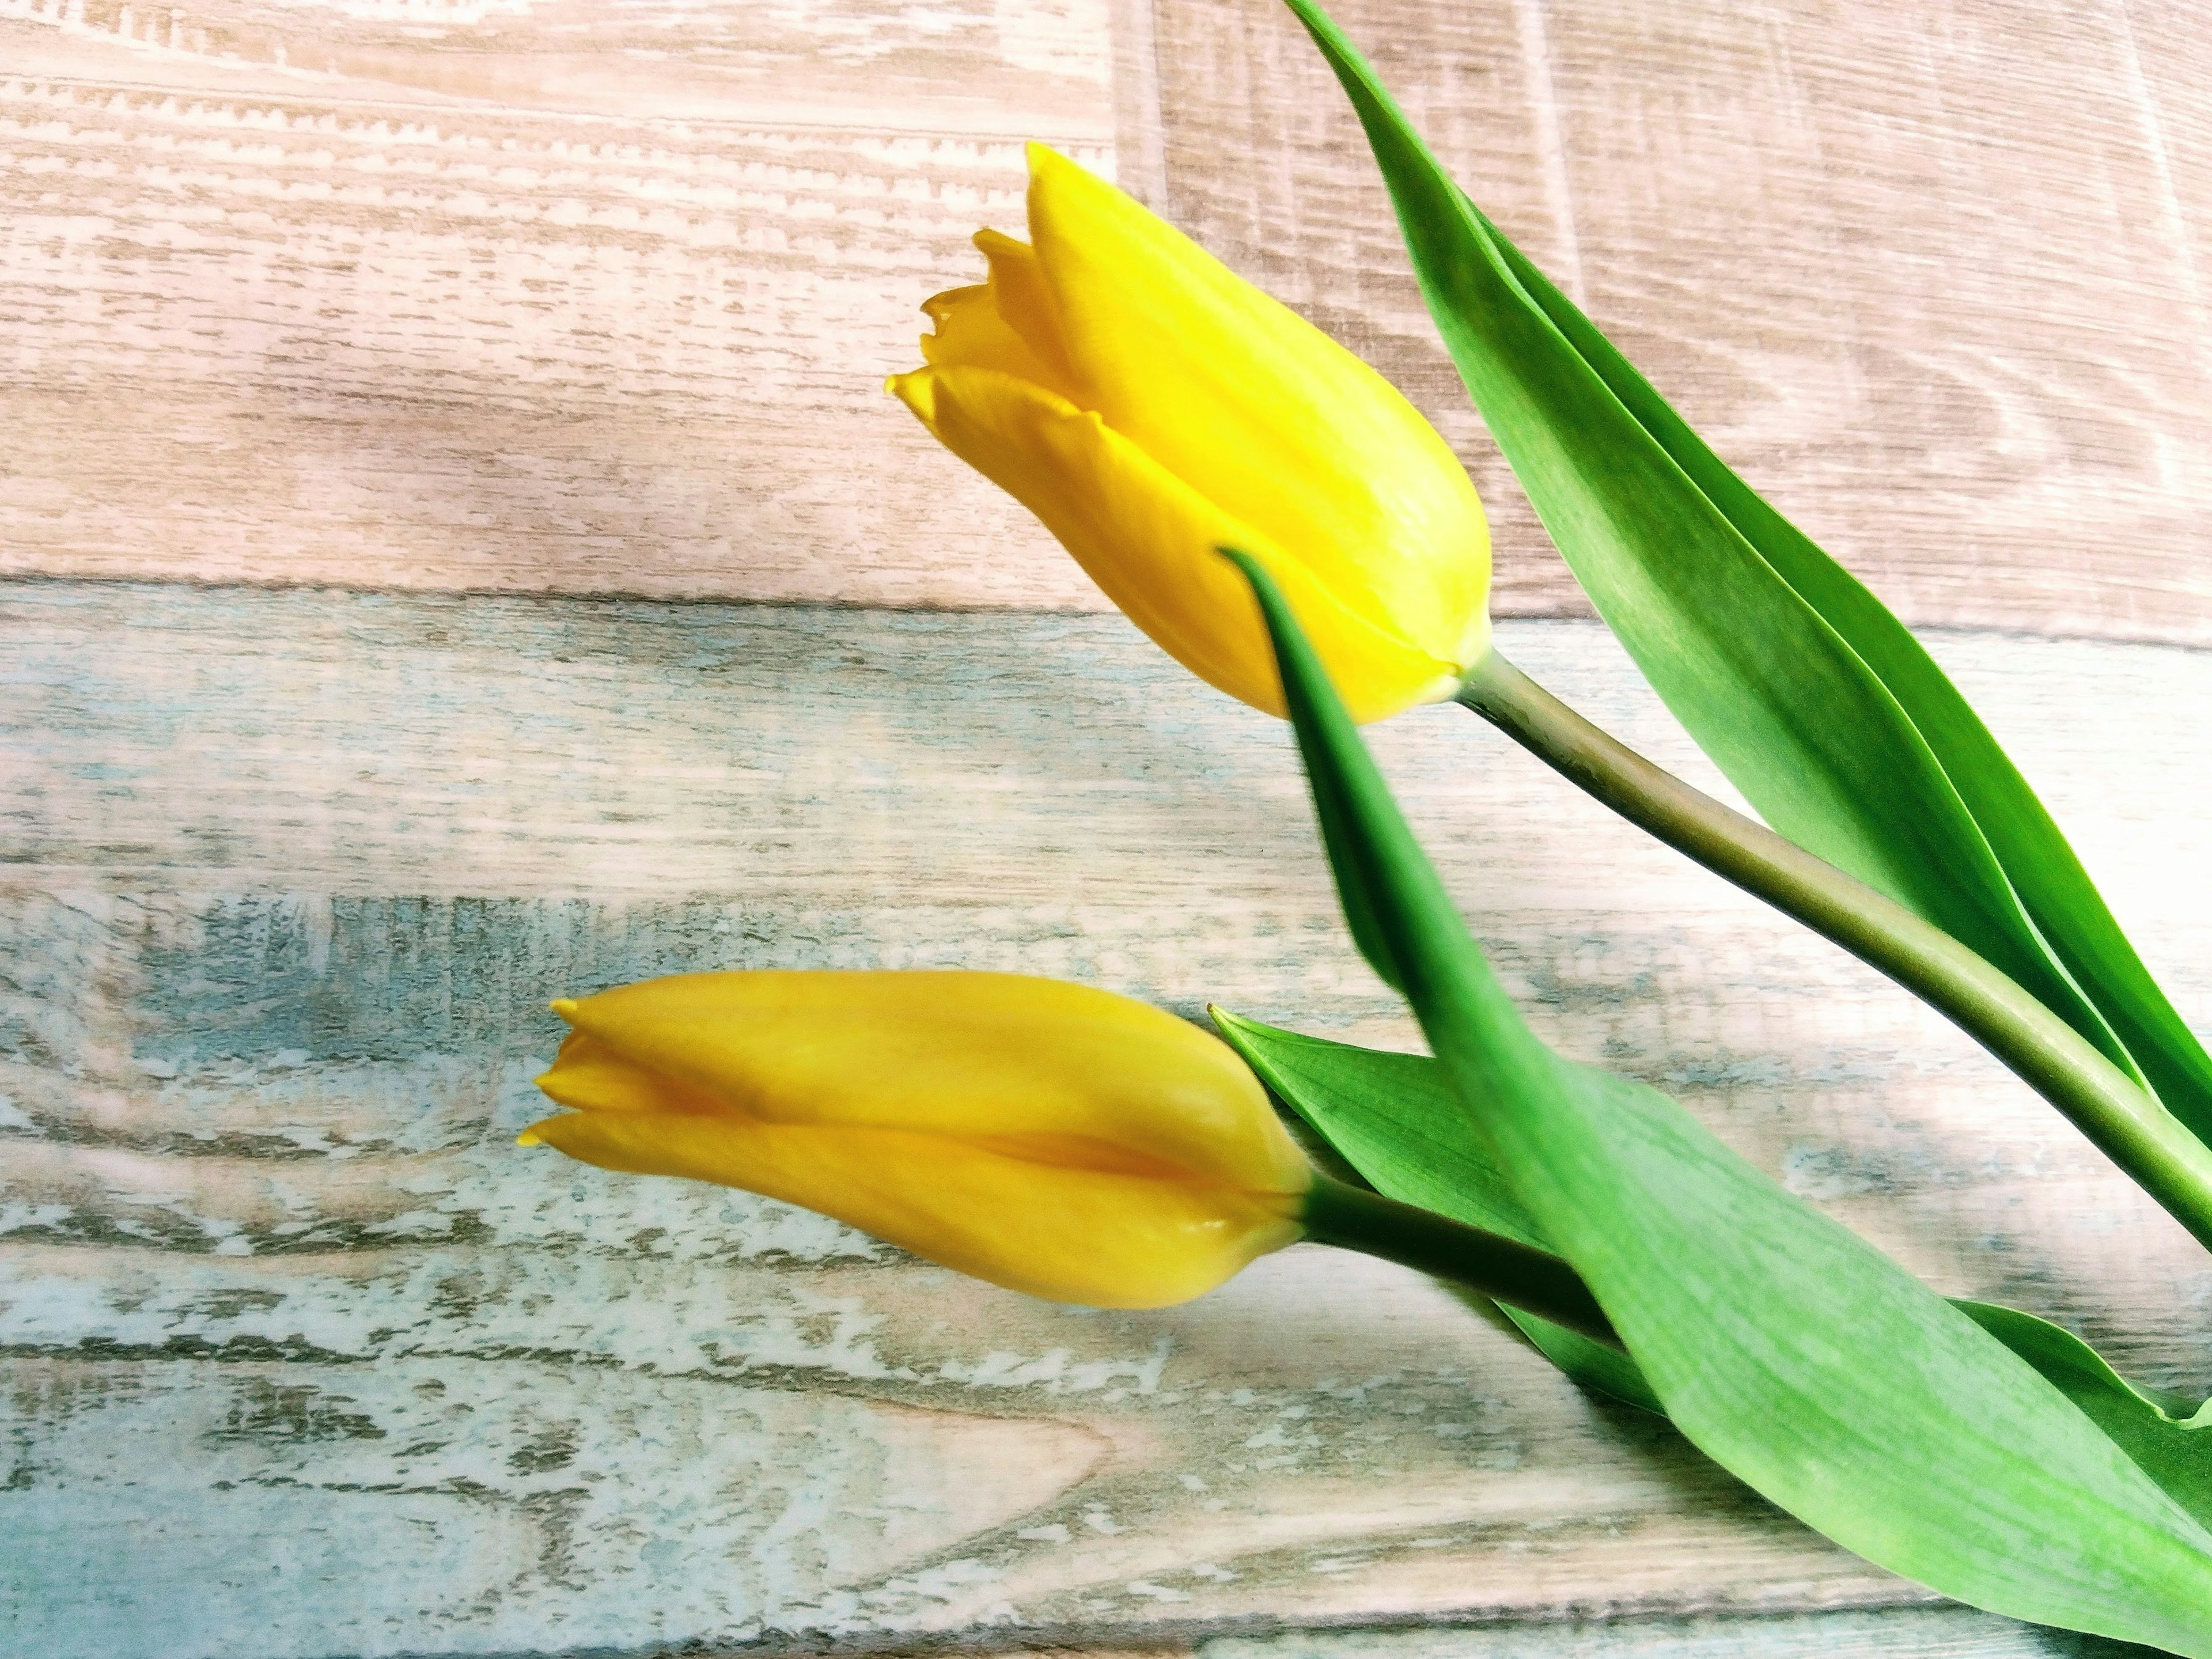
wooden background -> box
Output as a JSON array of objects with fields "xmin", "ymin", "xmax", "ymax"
[{"xmin": 3, "ymin": 1, "xmax": 2209, "ymax": 1655}]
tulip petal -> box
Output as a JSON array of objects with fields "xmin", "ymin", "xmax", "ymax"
[
  {"xmin": 533, "ymin": 1028, "xmax": 708, "ymax": 1116},
  {"xmin": 975, "ymin": 228, "xmax": 1081, "ymax": 393},
  {"xmin": 522, "ymin": 1104, "xmax": 1300, "ymax": 1309},
  {"xmin": 1021, "ymin": 143, "xmax": 1489, "ymax": 671},
  {"xmin": 524, "ymin": 979, "xmax": 1310, "ymax": 1312},
  {"xmin": 917, "ymin": 284, "xmax": 1056, "ymax": 388},
  {"xmin": 889, "ymin": 362, "xmax": 1460, "ymax": 722},
  {"xmin": 551, "ymin": 971, "xmax": 1313, "ymax": 1197},
  {"xmin": 916, "ymin": 231, "xmax": 1081, "ymax": 403},
  {"xmin": 920, "ymin": 231, "xmax": 1084, "ymax": 400}
]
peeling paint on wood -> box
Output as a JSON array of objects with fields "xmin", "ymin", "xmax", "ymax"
[{"xmin": 1, "ymin": 582, "xmax": 2206, "ymax": 1654}]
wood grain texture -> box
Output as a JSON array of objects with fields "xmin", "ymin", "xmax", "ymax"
[
  {"xmin": 1176, "ymin": 1611, "xmax": 2147, "ymax": 1657},
  {"xmin": 9, "ymin": 1, "xmax": 2212, "ymax": 1652},
  {"xmin": 10, "ymin": 0, "xmax": 2210, "ymax": 644},
  {"xmin": 3, "ymin": 582, "xmax": 2206, "ymax": 1655},
  {"xmin": 1137, "ymin": 0, "xmax": 2212, "ymax": 641},
  {"xmin": 0, "ymin": 0, "xmax": 1115, "ymax": 606}
]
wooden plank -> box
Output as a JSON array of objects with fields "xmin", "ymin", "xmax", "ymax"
[
  {"xmin": 1194, "ymin": 1607, "xmax": 2128, "ymax": 1656},
  {"xmin": 2121, "ymin": 0, "xmax": 2212, "ymax": 332},
  {"xmin": 1139, "ymin": 0, "xmax": 2212, "ymax": 643},
  {"xmin": 14, "ymin": 0, "xmax": 2209, "ymax": 645},
  {"xmin": 4, "ymin": 581, "xmax": 2207, "ymax": 1654},
  {"xmin": 0, "ymin": 0, "xmax": 1113, "ymax": 607}
]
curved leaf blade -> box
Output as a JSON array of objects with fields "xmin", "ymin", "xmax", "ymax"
[
  {"xmin": 1215, "ymin": 1009, "xmax": 1661, "ymax": 1412},
  {"xmin": 1281, "ymin": 0, "xmax": 2183, "ymax": 1112},
  {"xmin": 1219, "ymin": 1010, "xmax": 2212, "ymax": 1523},
  {"xmin": 1468, "ymin": 184, "xmax": 2212, "ymax": 1150},
  {"xmin": 1228, "ymin": 545, "xmax": 2212, "ymax": 1652}
]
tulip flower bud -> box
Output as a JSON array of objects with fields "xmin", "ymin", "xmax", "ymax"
[
  {"xmin": 888, "ymin": 144, "xmax": 1491, "ymax": 725},
  {"xmin": 521, "ymin": 971, "xmax": 1313, "ymax": 1309}
]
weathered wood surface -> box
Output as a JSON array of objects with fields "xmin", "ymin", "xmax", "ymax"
[
  {"xmin": 0, "ymin": 0, "xmax": 1116, "ymax": 608},
  {"xmin": 6, "ymin": 0, "xmax": 2212, "ymax": 1653},
  {"xmin": 3, "ymin": 585, "xmax": 2206, "ymax": 1656},
  {"xmin": 5, "ymin": 0, "xmax": 2210, "ymax": 638}
]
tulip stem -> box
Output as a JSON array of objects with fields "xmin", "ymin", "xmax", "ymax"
[
  {"xmin": 1302, "ymin": 1173, "xmax": 1620, "ymax": 1347},
  {"xmin": 1456, "ymin": 648, "xmax": 2212, "ymax": 1256}
]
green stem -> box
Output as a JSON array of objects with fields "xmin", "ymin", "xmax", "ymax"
[
  {"xmin": 1459, "ymin": 649, "xmax": 2212, "ymax": 1256},
  {"xmin": 1301, "ymin": 1172, "xmax": 1620, "ymax": 1347}
]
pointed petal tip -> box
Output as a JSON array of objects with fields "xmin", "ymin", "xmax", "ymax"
[
  {"xmin": 516, "ymin": 1131, "xmax": 543, "ymax": 1147},
  {"xmin": 550, "ymin": 998, "xmax": 579, "ymax": 1020},
  {"xmin": 1023, "ymin": 141, "xmax": 1104, "ymax": 203},
  {"xmin": 921, "ymin": 281, "xmax": 986, "ymax": 324},
  {"xmin": 1022, "ymin": 142, "xmax": 1123, "ymax": 210},
  {"xmin": 972, "ymin": 226, "xmax": 1032, "ymax": 259},
  {"xmin": 887, "ymin": 368, "xmax": 938, "ymax": 425}
]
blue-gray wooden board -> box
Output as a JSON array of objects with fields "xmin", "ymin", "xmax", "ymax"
[{"xmin": 3, "ymin": 586, "xmax": 2207, "ymax": 1656}]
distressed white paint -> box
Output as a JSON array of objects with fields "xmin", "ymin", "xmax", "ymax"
[{"xmin": 1, "ymin": 589, "xmax": 2207, "ymax": 1654}]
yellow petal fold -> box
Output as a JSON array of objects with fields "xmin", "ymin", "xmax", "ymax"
[
  {"xmin": 522, "ymin": 971, "xmax": 1313, "ymax": 1309},
  {"xmin": 918, "ymin": 229, "xmax": 1081, "ymax": 399},
  {"xmin": 889, "ymin": 362, "xmax": 1461, "ymax": 721},
  {"xmin": 1020, "ymin": 144, "xmax": 1490, "ymax": 672},
  {"xmin": 528, "ymin": 1108, "xmax": 1298, "ymax": 1309}
]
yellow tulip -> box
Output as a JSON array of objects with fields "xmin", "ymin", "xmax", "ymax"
[
  {"xmin": 887, "ymin": 144, "xmax": 1491, "ymax": 726},
  {"xmin": 520, "ymin": 970, "xmax": 1312, "ymax": 1309}
]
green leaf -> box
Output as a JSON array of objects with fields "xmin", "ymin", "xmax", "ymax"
[
  {"xmin": 1282, "ymin": 0, "xmax": 2212, "ymax": 1145},
  {"xmin": 1959, "ymin": 1303, "xmax": 2212, "ymax": 1535},
  {"xmin": 1464, "ymin": 204, "xmax": 2212, "ymax": 1149},
  {"xmin": 1224, "ymin": 544, "xmax": 2212, "ymax": 1651},
  {"xmin": 1214, "ymin": 1009, "xmax": 1661, "ymax": 1412},
  {"xmin": 1218, "ymin": 1009, "xmax": 2212, "ymax": 1519},
  {"xmin": 1219, "ymin": 1016, "xmax": 1539, "ymax": 1243}
]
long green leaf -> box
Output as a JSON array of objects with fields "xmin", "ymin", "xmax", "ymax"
[
  {"xmin": 1463, "ymin": 202, "xmax": 2212, "ymax": 1149},
  {"xmin": 1959, "ymin": 1302, "xmax": 2212, "ymax": 1534},
  {"xmin": 1215, "ymin": 1010, "xmax": 1660, "ymax": 1411},
  {"xmin": 1226, "ymin": 546, "xmax": 2212, "ymax": 1650},
  {"xmin": 1282, "ymin": 0, "xmax": 2212, "ymax": 1143},
  {"xmin": 1218, "ymin": 1009, "xmax": 2212, "ymax": 1527}
]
